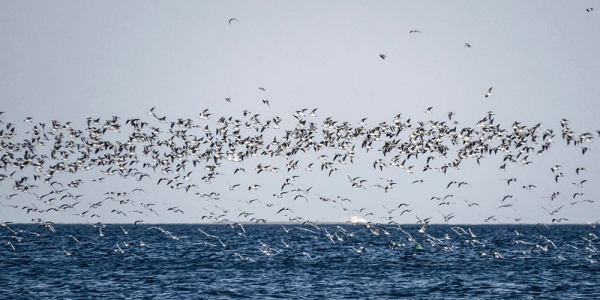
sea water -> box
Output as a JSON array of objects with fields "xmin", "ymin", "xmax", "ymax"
[{"xmin": 1, "ymin": 224, "xmax": 599, "ymax": 299}]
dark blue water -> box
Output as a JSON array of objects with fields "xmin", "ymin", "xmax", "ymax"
[{"xmin": 1, "ymin": 224, "xmax": 599, "ymax": 299}]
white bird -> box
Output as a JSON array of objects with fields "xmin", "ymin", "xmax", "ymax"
[
  {"xmin": 120, "ymin": 226, "xmax": 129, "ymax": 235},
  {"xmin": 485, "ymin": 87, "xmax": 493, "ymax": 98},
  {"xmin": 115, "ymin": 243, "xmax": 125, "ymax": 254},
  {"xmin": 62, "ymin": 248, "xmax": 75, "ymax": 256},
  {"xmin": 198, "ymin": 109, "xmax": 211, "ymax": 120},
  {"xmin": 68, "ymin": 234, "xmax": 80, "ymax": 242}
]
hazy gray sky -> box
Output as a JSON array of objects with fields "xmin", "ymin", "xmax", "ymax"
[{"xmin": 1, "ymin": 1, "xmax": 600, "ymax": 224}]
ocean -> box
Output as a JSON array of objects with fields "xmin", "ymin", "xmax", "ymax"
[{"xmin": 1, "ymin": 224, "xmax": 599, "ymax": 299}]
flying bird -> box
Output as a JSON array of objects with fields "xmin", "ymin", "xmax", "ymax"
[
  {"xmin": 198, "ymin": 109, "xmax": 211, "ymax": 120},
  {"xmin": 229, "ymin": 18, "xmax": 239, "ymax": 25},
  {"xmin": 485, "ymin": 87, "xmax": 493, "ymax": 98},
  {"xmin": 277, "ymin": 207, "xmax": 294, "ymax": 214},
  {"xmin": 379, "ymin": 54, "xmax": 387, "ymax": 60}
]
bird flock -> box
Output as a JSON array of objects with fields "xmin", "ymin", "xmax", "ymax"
[
  {"xmin": 1, "ymin": 93, "xmax": 600, "ymax": 262},
  {"xmin": 1, "ymin": 98, "xmax": 599, "ymax": 231},
  {"xmin": 1, "ymin": 9, "xmax": 599, "ymax": 258}
]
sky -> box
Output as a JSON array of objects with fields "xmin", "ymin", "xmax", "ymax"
[{"xmin": 1, "ymin": 1, "xmax": 600, "ymax": 225}]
